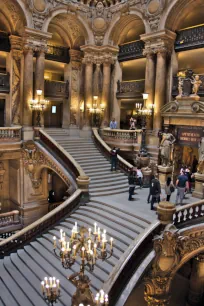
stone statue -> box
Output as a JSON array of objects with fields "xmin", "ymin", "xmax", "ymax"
[
  {"xmin": 178, "ymin": 77, "xmax": 183, "ymax": 96},
  {"xmin": 197, "ymin": 137, "xmax": 204, "ymax": 174},
  {"xmin": 159, "ymin": 133, "xmax": 176, "ymax": 167},
  {"xmin": 191, "ymin": 75, "xmax": 202, "ymax": 96}
]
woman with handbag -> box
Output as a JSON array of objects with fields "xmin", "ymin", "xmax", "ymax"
[{"xmin": 164, "ymin": 177, "xmax": 175, "ymax": 201}]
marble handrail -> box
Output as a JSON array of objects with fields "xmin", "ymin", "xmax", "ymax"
[
  {"xmin": 92, "ymin": 128, "xmax": 133, "ymax": 173},
  {"xmin": 35, "ymin": 128, "xmax": 86, "ymax": 179},
  {"xmin": 0, "ymin": 210, "xmax": 20, "ymax": 227},
  {"xmin": 102, "ymin": 128, "xmax": 142, "ymax": 142},
  {"xmin": 0, "ymin": 189, "xmax": 82, "ymax": 257},
  {"xmin": 174, "ymin": 200, "xmax": 204, "ymax": 225},
  {"xmin": 0, "ymin": 126, "xmax": 22, "ymax": 141}
]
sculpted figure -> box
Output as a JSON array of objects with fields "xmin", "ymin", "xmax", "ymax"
[
  {"xmin": 160, "ymin": 133, "xmax": 176, "ymax": 167},
  {"xmin": 197, "ymin": 137, "xmax": 204, "ymax": 174},
  {"xmin": 178, "ymin": 77, "xmax": 183, "ymax": 96},
  {"xmin": 69, "ymin": 272, "xmax": 94, "ymax": 306},
  {"xmin": 191, "ymin": 75, "xmax": 202, "ymax": 95}
]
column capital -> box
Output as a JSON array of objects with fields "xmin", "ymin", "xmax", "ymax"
[
  {"xmin": 81, "ymin": 44, "xmax": 118, "ymax": 65},
  {"xmin": 70, "ymin": 49, "xmax": 82, "ymax": 63},
  {"xmin": 141, "ymin": 29, "xmax": 176, "ymax": 56},
  {"xmin": 9, "ymin": 35, "xmax": 23, "ymax": 60}
]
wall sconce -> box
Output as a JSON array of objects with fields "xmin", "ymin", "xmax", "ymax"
[
  {"xmin": 80, "ymin": 101, "xmax": 84, "ymax": 112},
  {"xmin": 100, "ymin": 103, "xmax": 105, "ymax": 112},
  {"xmin": 142, "ymin": 93, "xmax": 149, "ymax": 102}
]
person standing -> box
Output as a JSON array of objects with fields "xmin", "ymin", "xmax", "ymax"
[
  {"xmin": 110, "ymin": 147, "xmax": 119, "ymax": 171},
  {"xmin": 164, "ymin": 177, "xmax": 175, "ymax": 201},
  {"xmin": 137, "ymin": 167, "xmax": 143, "ymax": 189},
  {"xmin": 110, "ymin": 118, "xmax": 117, "ymax": 129},
  {"xmin": 149, "ymin": 175, "xmax": 161, "ymax": 210},
  {"xmin": 128, "ymin": 168, "xmax": 137, "ymax": 201},
  {"xmin": 192, "ymin": 155, "xmax": 198, "ymax": 173},
  {"xmin": 175, "ymin": 170, "xmax": 189, "ymax": 205}
]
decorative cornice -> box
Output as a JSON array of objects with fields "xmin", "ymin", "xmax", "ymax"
[
  {"xmin": 23, "ymin": 27, "xmax": 52, "ymax": 53},
  {"xmin": 81, "ymin": 44, "xmax": 118, "ymax": 64}
]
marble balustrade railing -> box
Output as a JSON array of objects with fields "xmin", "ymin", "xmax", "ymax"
[
  {"xmin": 101, "ymin": 128, "xmax": 142, "ymax": 143},
  {"xmin": 0, "ymin": 126, "xmax": 22, "ymax": 141},
  {"xmin": 174, "ymin": 200, "xmax": 204, "ymax": 225}
]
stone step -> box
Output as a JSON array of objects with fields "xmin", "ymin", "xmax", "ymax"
[
  {"xmin": 66, "ymin": 148, "xmax": 99, "ymax": 154},
  {"xmin": 79, "ymin": 160, "xmax": 109, "ymax": 167},
  {"xmin": 82, "ymin": 162, "xmax": 110, "ymax": 170},
  {"xmin": 0, "ymin": 261, "xmax": 33, "ymax": 306},
  {"xmin": 75, "ymin": 156, "xmax": 107, "ymax": 163},
  {"xmin": 90, "ymin": 179, "xmax": 128, "ymax": 189},
  {"xmin": 90, "ymin": 177, "xmax": 126, "ymax": 187},
  {"xmin": 90, "ymin": 187, "xmax": 128, "ymax": 197},
  {"xmin": 0, "ymin": 275, "xmax": 20, "ymax": 306},
  {"xmin": 88, "ymin": 200, "xmax": 150, "ymax": 228},
  {"xmin": 3, "ymin": 256, "xmax": 45, "ymax": 306},
  {"xmin": 85, "ymin": 167, "xmax": 112, "ymax": 174},
  {"xmin": 90, "ymin": 183, "xmax": 129, "ymax": 193},
  {"xmin": 78, "ymin": 206, "xmax": 142, "ymax": 236},
  {"xmin": 90, "ymin": 172, "xmax": 126, "ymax": 180},
  {"xmin": 71, "ymin": 152, "xmax": 102, "ymax": 158}
]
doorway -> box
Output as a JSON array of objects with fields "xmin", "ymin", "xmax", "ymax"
[
  {"xmin": 44, "ymin": 101, "xmax": 63, "ymax": 127},
  {"xmin": 0, "ymin": 99, "xmax": 5, "ymax": 126}
]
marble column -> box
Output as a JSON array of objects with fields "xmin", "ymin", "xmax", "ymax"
[
  {"xmin": 101, "ymin": 62, "xmax": 111, "ymax": 127},
  {"xmin": 35, "ymin": 50, "xmax": 45, "ymax": 127},
  {"xmin": 62, "ymin": 63, "xmax": 71, "ymax": 129},
  {"xmin": 23, "ymin": 48, "xmax": 33, "ymax": 130},
  {"xmin": 154, "ymin": 49, "xmax": 167, "ymax": 131},
  {"xmin": 9, "ymin": 35, "xmax": 23, "ymax": 126},
  {"xmin": 187, "ymin": 254, "xmax": 204, "ymax": 306},
  {"xmin": 144, "ymin": 51, "xmax": 156, "ymax": 130},
  {"xmin": 84, "ymin": 61, "xmax": 93, "ymax": 126}
]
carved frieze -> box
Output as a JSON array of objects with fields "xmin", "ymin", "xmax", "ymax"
[
  {"xmin": 142, "ymin": 0, "xmax": 166, "ymax": 32},
  {"xmin": 22, "ymin": 141, "xmax": 71, "ymax": 189}
]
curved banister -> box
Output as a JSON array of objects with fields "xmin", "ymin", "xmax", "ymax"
[
  {"xmin": 103, "ymin": 220, "xmax": 161, "ymax": 306},
  {"xmin": 0, "ymin": 189, "xmax": 82, "ymax": 257},
  {"xmin": 174, "ymin": 199, "xmax": 204, "ymax": 225},
  {"xmin": 92, "ymin": 128, "xmax": 133, "ymax": 173},
  {"xmin": 35, "ymin": 129, "xmax": 88, "ymax": 182}
]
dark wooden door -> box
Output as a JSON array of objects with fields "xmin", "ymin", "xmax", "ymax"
[
  {"xmin": 44, "ymin": 102, "xmax": 63, "ymax": 127},
  {"xmin": 0, "ymin": 99, "xmax": 5, "ymax": 127}
]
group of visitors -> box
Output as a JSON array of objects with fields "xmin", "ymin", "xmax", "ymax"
[{"xmin": 128, "ymin": 167, "xmax": 143, "ymax": 201}]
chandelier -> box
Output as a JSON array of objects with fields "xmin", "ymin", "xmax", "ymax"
[
  {"xmin": 30, "ymin": 90, "xmax": 49, "ymax": 126},
  {"xmin": 40, "ymin": 223, "xmax": 114, "ymax": 306}
]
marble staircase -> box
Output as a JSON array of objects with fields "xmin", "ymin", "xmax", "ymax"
[{"xmin": 0, "ymin": 129, "xmax": 156, "ymax": 306}]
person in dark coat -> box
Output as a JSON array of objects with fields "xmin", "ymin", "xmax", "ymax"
[
  {"xmin": 48, "ymin": 189, "xmax": 56, "ymax": 203},
  {"xmin": 192, "ymin": 155, "xmax": 198, "ymax": 173},
  {"xmin": 149, "ymin": 175, "xmax": 161, "ymax": 210},
  {"xmin": 110, "ymin": 147, "xmax": 120, "ymax": 171},
  {"xmin": 128, "ymin": 168, "xmax": 137, "ymax": 201}
]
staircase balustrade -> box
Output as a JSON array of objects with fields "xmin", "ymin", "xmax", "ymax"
[
  {"xmin": 0, "ymin": 126, "xmax": 22, "ymax": 141},
  {"xmin": 102, "ymin": 128, "xmax": 141, "ymax": 142},
  {"xmin": 174, "ymin": 200, "xmax": 204, "ymax": 225},
  {"xmin": 92, "ymin": 128, "xmax": 133, "ymax": 174},
  {"xmin": 0, "ymin": 189, "xmax": 82, "ymax": 258},
  {"xmin": 35, "ymin": 129, "xmax": 86, "ymax": 179},
  {"xmin": 0, "ymin": 210, "xmax": 22, "ymax": 235}
]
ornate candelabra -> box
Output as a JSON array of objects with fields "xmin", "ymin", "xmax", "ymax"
[
  {"xmin": 30, "ymin": 90, "xmax": 49, "ymax": 127},
  {"xmin": 41, "ymin": 277, "xmax": 60, "ymax": 306},
  {"xmin": 53, "ymin": 223, "xmax": 113, "ymax": 272},
  {"xmin": 41, "ymin": 223, "xmax": 114, "ymax": 306}
]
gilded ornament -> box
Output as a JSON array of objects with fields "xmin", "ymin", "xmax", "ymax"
[{"xmin": 33, "ymin": 0, "xmax": 47, "ymax": 12}]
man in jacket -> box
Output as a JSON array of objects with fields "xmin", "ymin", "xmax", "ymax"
[
  {"xmin": 110, "ymin": 147, "xmax": 120, "ymax": 171},
  {"xmin": 175, "ymin": 170, "xmax": 189, "ymax": 205},
  {"xmin": 128, "ymin": 168, "xmax": 137, "ymax": 201},
  {"xmin": 149, "ymin": 175, "xmax": 161, "ymax": 210}
]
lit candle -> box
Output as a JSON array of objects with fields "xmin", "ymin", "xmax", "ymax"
[
  {"xmin": 73, "ymin": 245, "xmax": 77, "ymax": 257},
  {"xmin": 102, "ymin": 238, "xmax": 105, "ymax": 251},
  {"xmin": 82, "ymin": 246, "xmax": 85, "ymax": 259},
  {"xmin": 71, "ymin": 229, "xmax": 74, "ymax": 239},
  {"xmin": 61, "ymin": 247, "xmax": 65, "ymax": 262},
  {"xmin": 98, "ymin": 227, "xmax": 101, "ymax": 241},
  {"xmin": 88, "ymin": 239, "xmax": 91, "ymax": 252},
  {"xmin": 67, "ymin": 241, "xmax": 70, "ymax": 252},
  {"xmin": 94, "ymin": 223, "xmax": 97, "ymax": 234},
  {"xmin": 53, "ymin": 236, "xmax": 56, "ymax": 248},
  {"xmin": 60, "ymin": 229, "xmax": 63, "ymax": 240},
  {"xmin": 56, "ymin": 279, "xmax": 60, "ymax": 289},
  {"xmin": 103, "ymin": 229, "xmax": 106, "ymax": 241},
  {"xmin": 105, "ymin": 293, "xmax": 108, "ymax": 304},
  {"xmin": 88, "ymin": 228, "xmax": 91, "ymax": 237},
  {"xmin": 44, "ymin": 277, "xmax": 48, "ymax": 285},
  {"xmin": 52, "ymin": 283, "xmax": 57, "ymax": 294},
  {"xmin": 46, "ymin": 284, "xmax": 50, "ymax": 297},
  {"xmin": 41, "ymin": 281, "xmax": 45, "ymax": 293},
  {"xmin": 75, "ymin": 222, "xmax": 77, "ymax": 233},
  {"xmin": 53, "ymin": 277, "xmax": 56, "ymax": 286},
  {"xmin": 100, "ymin": 290, "xmax": 104, "ymax": 303},
  {"xmin": 110, "ymin": 237, "xmax": 113, "ymax": 249},
  {"xmin": 94, "ymin": 243, "xmax": 97, "ymax": 256},
  {"xmin": 49, "ymin": 277, "xmax": 52, "ymax": 287}
]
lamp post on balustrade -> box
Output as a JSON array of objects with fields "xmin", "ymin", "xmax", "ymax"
[{"xmin": 30, "ymin": 90, "xmax": 49, "ymax": 127}]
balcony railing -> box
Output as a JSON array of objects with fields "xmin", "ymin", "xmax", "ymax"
[
  {"xmin": 0, "ymin": 32, "xmax": 10, "ymax": 52},
  {"xmin": 0, "ymin": 210, "xmax": 22, "ymax": 235},
  {"xmin": 0, "ymin": 73, "xmax": 10, "ymax": 93},
  {"xmin": 172, "ymin": 74, "xmax": 204, "ymax": 97},
  {"xmin": 0, "ymin": 127, "xmax": 22, "ymax": 142},
  {"xmin": 45, "ymin": 45, "xmax": 70, "ymax": 63},
  {"xmin": 118, "ymin": 40, "xmax": 144, "ymax": 62},
  {"xmin": 44, "ymin": 80, "xmax": 69, "ymax": 99},
  {"xmin": 175, "ymin": 24, "xmax": 204, "ymax": 52},
  {"xmin": 116, "ymin": 80, "xmax": 145, "ymax": 99}
]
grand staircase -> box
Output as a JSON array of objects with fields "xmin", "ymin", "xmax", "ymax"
[{"xmin": 0, "ymin": 129, "xmax": 156, "ymax": 306}]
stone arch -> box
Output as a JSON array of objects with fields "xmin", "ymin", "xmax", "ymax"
[
  {"xmin": 34, "ymin": 165, "xmax": 70, "ymax": 187},
  {"xmin": 0, "ymin": 0, "xmax": 30, "ymax": 34},
  {"xmin": 42, "ymin": 7, "xmax": 94, "ymax": 46},
  {"xmin": 160, "ymin": 0, "xmax": 204, "ymax": 31},
  {"xmin": 48, "ymin": 23, "xmax": 72, "ymax": 48},
  {"xmin": 104, "ymin": 10, "xmax": 149, "ymax": 46}
]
